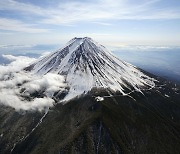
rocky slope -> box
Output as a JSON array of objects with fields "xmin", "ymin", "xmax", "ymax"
[
  {"xmin": 25, "ymin": 37, "xmax": 155, "ymax": 101},
  {"xmin": 0, "ymin": 38, "xmax": 180, "ymax": 154}
]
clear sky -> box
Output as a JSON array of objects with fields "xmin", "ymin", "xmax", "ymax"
[{"xmin": 0, "ymin": 0, "xmax": 180, "ymax": 47}]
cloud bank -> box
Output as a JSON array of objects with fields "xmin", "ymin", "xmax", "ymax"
[
  {"xmin": 0, "ymin": 55, "xmax": 67, "ymax": 112},
  {"xmin": 111, "ymin": 45, "xmax": 180, "ymax": 52}
]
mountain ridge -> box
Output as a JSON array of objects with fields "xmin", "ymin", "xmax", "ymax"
[
  {"xmin": 0, "ymin": 37, "xmax": 180, "ymax": 154},
  {"xmin": 25, "ymin": 37, "xmax": 156, "ymax": 102}
]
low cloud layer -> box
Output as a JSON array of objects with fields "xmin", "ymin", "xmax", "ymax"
[
  {"xmin": 0, "ymin": 55, "xmax": 66, "ymax": 112},
  {"xmin": 111, "ymin": 45, "xmax": 180, "ymax": 52}
]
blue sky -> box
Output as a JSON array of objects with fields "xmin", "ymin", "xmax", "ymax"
[{"xmin": 0, "ymin": 0, "xmax": 180, "ymax": 47}]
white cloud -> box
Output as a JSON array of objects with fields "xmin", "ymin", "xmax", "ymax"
[
  {"xmin": 0, "ymin": 54, "xmax": 36, "ymax": 78},
  {"xmin": 0, "ymin": 90, "xmax": 54, "ymax": 111},
  {"xmin": 0, "ymin": 44, "xmax": 35, "ymax": 49},
  {"xmin": 22, "ymin": 73, "xmax": 66, "ymax": 97},
  {"xmin": 111, "ymin": 45, "xmax": 180, "ymax": 51},
  {"xmin": 0, "ymin": 18, "xmax": 48, "ymax": 33},
  {"xmin": 0, "ymin": 0, "xmax": 45, "ymax": 15},
  {"xmin": 0, "ymin": 54, "xmax": 67, "ymax": 112},
  {"xmin": 0, "ymin": 0, "xmax": 179, "ymax": 28},
  {"xmin": 39, "ymin": 52, "xmax": 51, "ymax": 58}
]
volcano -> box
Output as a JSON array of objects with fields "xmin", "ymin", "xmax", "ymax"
[
  {"xmin": 0, "ymin": 37, "xmax": 180, "ymax": 154},
  {"xmin": 25, "ymin": 37, "xmax": 155, "ymax": 101}
]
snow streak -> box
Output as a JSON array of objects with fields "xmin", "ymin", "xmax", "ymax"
[{"xmin": 27, "ymin": 37, "xmax": 156, "ymax": 102}]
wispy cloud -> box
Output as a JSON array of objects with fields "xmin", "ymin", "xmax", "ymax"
[
  {"xmin": 0, "ymin": 18, "xmax": 48, "ymax": 33},
  {"xmin": 111, "ymin": 45, "xmax": 180, "ymax": 51},
  {"xmin": 0, "ymin": 0, "xmax": 179, "ymax": 46},
  {"xmin": 0, "ymin": 0, "xmax": 179, "ymax": 28},
  {"xmin": 0, "ymin": 0, "xmax": 45, "ymax": 15},
  {"xmin": 0, "ymin": 44, "xmax": 35, "ymax": 49}
]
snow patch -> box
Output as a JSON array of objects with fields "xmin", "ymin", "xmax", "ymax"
[
  {"xmin": 165, "ymin": 94, "xmax": 170, "ymax": 97},
  {"xmin": 95, "ymin": 96, "xmax": 104, "ymax": 102},
  {"xmin": 28, "ymin": 37, "xmax": 156, "ymax": 102}
]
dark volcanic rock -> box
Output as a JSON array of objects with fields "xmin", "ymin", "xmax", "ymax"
[
  {"xmin": 0, "ymin": 38, "xmax": 180, "ymax": 153},
  {"xmin": 0, "ymin": 78, "xmax": 179, "ymax": 154}
]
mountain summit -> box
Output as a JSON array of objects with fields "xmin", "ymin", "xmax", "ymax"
[
  {"xmin": 1, "ymin": 38, "xmax": 180, "ymax": 154},
  {"xmin": 26, "ymin": 37, "xmax": 155, "ymax": 101}
]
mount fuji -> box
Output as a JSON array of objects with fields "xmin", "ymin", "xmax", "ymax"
[
  {"xmin": 0, "ymin": 37, "xmax": 180, "ymax": 154},
  {"xmin": 25, "ymin": 37, "xmax": 155, "ymax": 101}
]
